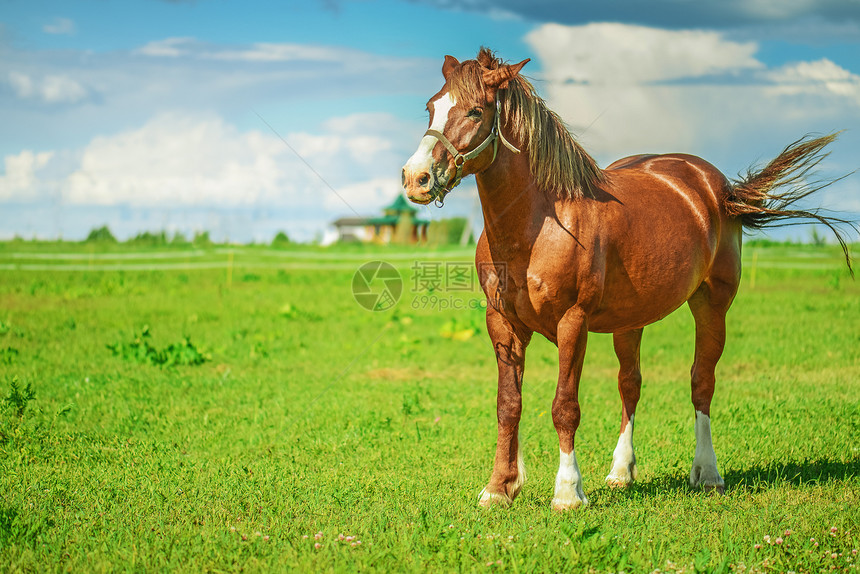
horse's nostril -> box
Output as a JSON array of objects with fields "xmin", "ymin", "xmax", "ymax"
[
  {"xmin": 418, "ymin": 174, "xmax": 430, "ymax": 187},
  {"xmin": 401, "ymin": 169, "xmax": 406, "ymax": 187}
]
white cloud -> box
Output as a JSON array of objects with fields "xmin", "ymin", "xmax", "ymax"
[
  {"xmin": 0, "ymin": 33, "xmax": 439, "ymax": 240},
  {"xmin": 7, "ymin": 71, "xmax": 89, "ymax": 103},
  {"xmin": 322, "ymin": 177, "xmax": 401, "ymax": 211},
  {"xmin": 524, "ymin": 23, "xmax": 860, "ymax": 183},
  {"xmin": 41, "ymin": 74, "xmax": 89, "ymax": 103},
  {"xmin": 0, "ymin": 38, "xmax": 436, "ymax": 156},
  {"xmin": 768, "ymin": 58, "xmax": 860, "ymax": 101},
  {"xmin": 43, "ymin": 17, "xmax": 76, "ymax": 35},
  {"xmin": 206, "ymin": 43, "xmax": 346, "ymax": 63},
  {"xmin": 529, "ymin": 23, "xmax": 762, "ymax": 85},
  {"xmin": 1, "ymin": 110, "xmax": 416, "ymax": 240},
  {"xmin": 0, "ymin": 150, "xmax": 55, "ymax": 201},
  {"xmin": 63, "ymin": 113, "xmax": 305, "ymax": 207},
  {"xmin": 8, "ymin": 72, "xmax": 34, "ymax": 98},
  {"xmin": 287, "ymin": 114, "xmax": 398, "ymax": 168},
  {"xmin": 134, "ymin": 37, "xmax": 196, "ymax": 58},
  {"xmin": 134, "ymin": 38, "xmax": 378, "ymax": 64}
]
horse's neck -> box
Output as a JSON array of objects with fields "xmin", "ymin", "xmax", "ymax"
[{"xmin": 477, "ymin": 150, "xmax": 550, "ymax": 250}]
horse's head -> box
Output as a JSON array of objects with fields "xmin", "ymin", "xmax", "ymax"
[{"xmin": 402, "ymin": 51, "xmax": 529, "ymax": 205}]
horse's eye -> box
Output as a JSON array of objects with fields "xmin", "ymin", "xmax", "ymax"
[{"xmin": 467, "ymin": 108, "xmax": 483, "ymax": 120}]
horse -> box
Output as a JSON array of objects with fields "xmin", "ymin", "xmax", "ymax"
[{"xmin": 401, "ymin": 48, "xmax": 856, "ymax": 511}]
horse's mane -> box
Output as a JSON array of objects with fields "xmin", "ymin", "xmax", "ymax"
[{"xmin": 447, "ymin": 47, "xmax": 605, "ymax": 199}]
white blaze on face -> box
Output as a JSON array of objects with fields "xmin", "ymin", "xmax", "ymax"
[
  {"xmin": 552, "ymin": 448, "xmax": 588, "ymax": 510},
  {"xmin": 404, "ymin": 91, "xmax": 457, "ymax": 176}
]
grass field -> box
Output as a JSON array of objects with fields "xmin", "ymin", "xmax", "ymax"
[{"xmin": 0, "ymin": 240, "xmax": 858, "ymax": 573}]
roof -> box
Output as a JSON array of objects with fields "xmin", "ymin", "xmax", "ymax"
[
  {"xmin": 368, "ymin": 215, "xmax": 430, "ymax": 225},
  {"xmin": 384, "ymin": 194, "xmax": 419, "ymax": 214},
  {"xmin": 332, "ymin": 195, "xmax": 429, "ymax": 228},
  {"xmin": 366, "ymin": 215, "xmax": 399, "ymax": 226},
  {"xmin": 333, "ymin": 217, "xmax": 372, "ymax": 227}
]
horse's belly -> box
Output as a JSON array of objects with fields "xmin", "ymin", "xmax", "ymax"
[
  {"xmin": 587, "ymin": 292, "xmax": 691, "ymax": 333},
  {"xmin": 588, "ymin": 256, "xmax": 707, "ymax": 332}
]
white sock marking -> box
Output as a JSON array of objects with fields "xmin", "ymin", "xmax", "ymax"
[
  {"xmin": 606, "ymin": 414, "xmax": 637, "ymax": 484},
  {"xmin": 553, "ymin": 448, "xmax": 587, "ymax": 509},
  {"xmin": 690, "ymin": 410, "xmax": 724, "ymax": 488},
  {"xmin": 515, "ymin": 434, "xmax": 526, "ymax": 491}
]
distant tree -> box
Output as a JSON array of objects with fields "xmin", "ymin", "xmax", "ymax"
[
  {"xmin": 85, "ymin": 225, "xmax": 117, "ymax": 243},
  {"xmin": 427, "ymin": 217, "xmax": 468, "ymax": 245},
  {"xmin": 810, "ymin": 226, "xmax": 827, "ymax": 246},
  {"xmin": 127, "ymin": 231, "xmax": 168, "ymax": 246},
  {"xmin": 192, "ymin": 230, "xmax": 213, "ymax": 247},
  {"xmin": 271, "ymin": 231, "xmax": 290, "ymax": 247},
  {"xmin": 170, "ymin": 231, "xmax": 190, "ymax": 246}
]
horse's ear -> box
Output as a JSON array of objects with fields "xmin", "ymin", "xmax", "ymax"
[
  {"xmin": 483, "ymin": 58, "xmax": 530, "ymax": 89},
  {"xmin": 442, "ymin": 55, "xmax": 460, "ymax": 80}
]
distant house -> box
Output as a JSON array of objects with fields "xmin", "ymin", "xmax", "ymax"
[
  {"xmin": 330, "ymin": 217, "xmax": 372, "ymax": 243},
  {"xmin": 332, "ymin": 195, "xmax": 429, "ymax": 244}
]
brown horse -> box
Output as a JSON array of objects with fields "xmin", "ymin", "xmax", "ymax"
[{"xmin": 402, "ymin": 48, "xmax": 855, "ymax": 511}]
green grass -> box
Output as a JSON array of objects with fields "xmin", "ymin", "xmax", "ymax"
[{"xmin": 0, "ymin": 242, "xmax": 858, "ymax": 573}]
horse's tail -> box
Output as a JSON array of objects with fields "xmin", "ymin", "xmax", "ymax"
[{"xmin": 724, "ymin": 132, "xmax": 857, "ymax": 275}]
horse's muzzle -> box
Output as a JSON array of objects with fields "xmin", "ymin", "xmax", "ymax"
[{"xmin": 402, "ymin": 167, "xmax": 439, "ymax": 205}]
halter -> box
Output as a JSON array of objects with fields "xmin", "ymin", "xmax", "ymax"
[{"xmin": 422, "ymin": 95, "xmax": 521, "ymax": 207}]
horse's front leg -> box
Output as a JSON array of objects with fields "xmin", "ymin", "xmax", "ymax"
[
  {"xmin": 479, "ymin": 306, "xmax": 532, "ymax": 507},
  {"xmin": 551, "ymin": 307, "xmax": 589, "ymax": 511}
]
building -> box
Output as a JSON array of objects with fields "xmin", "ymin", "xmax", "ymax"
[{"xmin": 332, "ymin": 194, "xmax": 429, "ymax": 244}]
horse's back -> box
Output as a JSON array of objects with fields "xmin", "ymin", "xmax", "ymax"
[
  {"xmin": 606, "ymin": 153, "xmax": 730, "ymax": 207},
  {"xmin": 605, "ymin": 152, "xmax": 742, "ymax": 260},
  {"xmin": 602, "ymin": 153, "xmax": 733, "ymax": 248},
  {"xmin": 605, "ymin": 154, "xmax": 658, "ymax": 170}
]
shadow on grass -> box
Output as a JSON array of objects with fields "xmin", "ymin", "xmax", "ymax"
[
  {"xmin": 589, "ymin": 457, "xmax": 859, "ymax": 506},
  {"xmin": 723, "ymin": 457, "xmax": 860, "ymax": 491}
]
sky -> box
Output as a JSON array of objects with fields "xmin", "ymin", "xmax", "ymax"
[{"xmin": 1, "ymin": 0, "xmax": 859, "ymax": 243}]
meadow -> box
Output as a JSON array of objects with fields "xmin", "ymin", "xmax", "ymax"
[{"xmin": 0, "ymin": 239, "xmax": 858, "ymax": 573}]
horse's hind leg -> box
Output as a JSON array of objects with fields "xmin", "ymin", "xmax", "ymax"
[
  {"xmin": 606, "ymin": 328, "xmax": 643, "ymax": 487},
  {"xmin": 687, "ymin": 277, "xmax": 737, "ymax": 494}
]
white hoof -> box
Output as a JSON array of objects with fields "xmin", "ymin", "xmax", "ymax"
[
  {"xmin": 553, "ymin": 449, "xmax": 588, "ymax": 511},
  {"xmin": 690, "ymin": 464, "xmax": 725, "ymax": 494},
  {"xmin": 552, "ymin": 492, "xmax": 588, "ymax": 511},
  {"xmin": 605, "ymin": 462, "xmax": 638, "ymax": 488},
  {"xmin": 478, "ymin": 445, "xmax": 526, "ymax": 508},
  {"xmin": 478, "ymin": 489, "xmax": 512, "ymax": 508},
  {"xmin": 691, "ymin": 411, "xmax": 724, "ymax": 493},
  {"xmin": 606, "ymin": 417, "xmax": 637, "ymax": 487}
]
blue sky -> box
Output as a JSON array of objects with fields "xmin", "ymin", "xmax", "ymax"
[{"xmin": 1, "ymin": 0, "xmax": 859, "ymax": 242}]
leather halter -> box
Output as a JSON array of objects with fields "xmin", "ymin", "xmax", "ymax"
[{"xmin": 422, "ymin": 95, "xmax": 521, "ymax": 207}]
